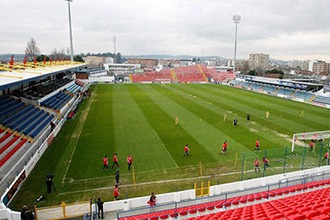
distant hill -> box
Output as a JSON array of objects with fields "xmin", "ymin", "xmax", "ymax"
[
  {"xmin": 122, "ymin": 54, "xmax": 225, "ymax": 60},
  {"xmin": 0, "ymin": 54, "xmax": 25, "ymax": 62}
]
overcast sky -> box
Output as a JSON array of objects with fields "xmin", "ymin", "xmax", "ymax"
[{"xmin": 1, "ymin": 0, "xmax": 330, "ymax": 61}]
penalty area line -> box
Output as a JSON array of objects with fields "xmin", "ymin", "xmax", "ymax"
[{"xmin": 59, "ymin": 166, "xmax": 292, "ymax": 195}]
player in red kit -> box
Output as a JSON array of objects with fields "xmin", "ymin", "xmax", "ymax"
[
  {"xmin": 322, "ymin": 150, "xmax": 329, "ymax": 165},
  {"xmin": 222, "ymin": 140, "xmax": 228, "ymax": 155},
  {"xmin": 254, "ymin": 158, "xmax": 260, "ymax": 172},
  {"xmin": 113, "ymin": 184, "xmax": 120, "ymax": 200},
  {"xmin": 103, "ymin": 156, "xmax": 108, "ymax": 170},
  {"xmin": 183, "ymin": 144, "xmax": 190, "ymax": 157},
  {"xmin": 112, "ymin": 153, "xmax": 119, "ymax": 169},
  {"xmin": 127, "ymin": 155, "xmax": 133, "ymax": 171},
  {"xmin": 255, "ymin": 139, "xmax": 260, "ymax": 152}
]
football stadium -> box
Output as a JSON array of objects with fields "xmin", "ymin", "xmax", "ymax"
[{"xmin": 0, "ymin": 60, "xmax": 330, "ymax": 220}]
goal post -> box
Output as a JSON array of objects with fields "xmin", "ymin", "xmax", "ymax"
[{"xmin": 292, "ymin": 130, "xmax": 330, "ymax": 152}]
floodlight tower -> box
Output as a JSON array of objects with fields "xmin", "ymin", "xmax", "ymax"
[
  {"xmin": 233, "ymin": 13, "xmax": 241, "ymax": 72},
  {"xmin": 65, "ymin": 0, "xmax": 74, "ymax": 62}
]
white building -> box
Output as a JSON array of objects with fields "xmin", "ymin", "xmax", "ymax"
[
  {"xmin": 104, "ymin": 63, "xmax": 141, "ymax": 74},
  {"xmin": 248, "ymin": 53, "xmax": 269, "ymax": 70}
]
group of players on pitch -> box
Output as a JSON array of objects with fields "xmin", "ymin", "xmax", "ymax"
[
  {"xmin": 102, "ymin": 153, "xmax": 133, "ymax": 200},
  {"xmin": 184, "ymin": 138, "xmax": 270, "ymax": 173}
]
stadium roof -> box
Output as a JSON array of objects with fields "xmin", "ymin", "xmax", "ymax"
[{"xmin": 0, "ymin": 63, "xmax": 86, "ymax": 91}]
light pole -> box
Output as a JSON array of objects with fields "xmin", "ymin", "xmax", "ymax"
[
  {"xmin": 65, "ymin": 0, "xmax": 74, "ymax": 62},
  {"xmin": 233, "ymin": 13, "xmax": 241, "ymax": 73}
]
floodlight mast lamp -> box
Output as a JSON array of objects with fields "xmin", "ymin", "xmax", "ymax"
[
  {"xmin": 65, "ymin": 0, "xmax": 74, "ymax": 62},
  {"xmin": 233, "ymin": 13, "xmax": 241, "ymax": 73}
]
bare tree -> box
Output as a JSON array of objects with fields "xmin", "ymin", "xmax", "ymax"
[
  {"xmin": 50, "ymin": 48, "xmax": 69, "ymax": 60},
  {"xmin": 25, "ymin": 38, "xmax": 41, "ymax": 61}
]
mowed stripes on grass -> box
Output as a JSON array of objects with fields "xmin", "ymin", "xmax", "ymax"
[
  {"xmin": 66, "ymin": 83, "xmax": 329, "ymax": 180},
  {"xmin": 9, "ymin": 83, "xmax": 330, "ymax": 209}
]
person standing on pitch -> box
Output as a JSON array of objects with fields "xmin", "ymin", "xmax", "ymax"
[
  {"xmin": 255, "ymin": 139, "xmax": 260, "ymax": 152},
  {"xmin": 113, "ymin": 184, "xmax": 120, "ymax": 200},
  {"xmin": 103, "ymin": 156, "xmax": 108, "ymax": 170},
  {"xmin": 115, "ymin": 170, "xmax": 120, "ymax": 184},
  {"xmin": 183, "ymin": 144, "xmax": 190, "ymax": 157},
  {"xmin": 127, "ymin": 154, "xmax": 133, "ymax": 171},
  {"xmin": 322, "ymin": 150, "xmax": 329, "ymax": 165},
  {"xmin": 263, "ymin": 157, "xmax": 270, "ymax": 170},
  {"xmin": 112, "ymin": 153, "xmax": 119, "ymax": 169},
  {"xmin": 254, "ymin": 158, "xmax": 260, "ymax": 172},
  {"xmin": 97, "ymin": 197, "xmax": 104, "ymax": 219},
  {"xmin": 222, "ymin": 140, "xmax": 228, "ymax": 155}
]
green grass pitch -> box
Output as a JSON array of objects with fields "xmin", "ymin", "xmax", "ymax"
[{"xmin": 9, "ymin": 84, "xmax": 330, "ymax": 210}]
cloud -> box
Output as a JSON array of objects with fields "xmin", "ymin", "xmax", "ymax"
[{"xmin": 1, "ymin": 0, "xmax": 330, "ymax": 61}]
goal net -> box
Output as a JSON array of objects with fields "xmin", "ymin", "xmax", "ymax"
[{"xmin": 291, "ymin": 130, "xmax": 330, "ymax": 152}]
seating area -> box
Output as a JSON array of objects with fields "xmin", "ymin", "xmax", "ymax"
[
  {"xmin": 0, "ymin": 96, "xmax": 25, "ymax": 123},
  {"xmin": 40, "ymin": 91, "xmax": 72, "ymax": 110},
  {"xmin": 201, "ymin": 65, "xmax": 235, "ymax": 83},
  {"xmin": 294, "ymin": 91, "xmax": 314, "ymax": 100},
  {"xmin": 0, "ymin": 95, "xmax": 55, "ymax": 168},
  {"xmin": 277, "ymin": 88, "xmax": 294, "ymax": 96},
  {"xmin": 0, "ymin": 97, "xmax": 54, "ymax": 139},
  {"xmin": 131, "ymin": 71, "xmax": 173, "ymax": 83},
  {"xmin": 119, "ymin": 179, "xmax": 330, "ymax": 220},
  {"xmin": 0, "ymin": 132, "xmax": 27, "ymax": 167},
  {"xmin": 67, "ymin": 80, "xmax": 85, "ymax": 94},
  {"xmin": 173, "ymin": 66, "xmax": 207, "ymax": 83},
  {"xmin": 16, "ymin": 78, "xmax": 72, "ymax": 100},
  {"xmin": 313, "ymin": 95, "xmax": 330, "ymax": 105},
  {"xmin": 130, "ymin": 65, "xmax": 226, "ymax": 83}
]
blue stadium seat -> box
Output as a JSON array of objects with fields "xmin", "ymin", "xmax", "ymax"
[
  {"xmin": 15, "ymin": 110, "xmax": 43, "ymax": 132},
  {"xmin": 30, "ymin": 115, "xmax": 54, "ymax": 138},
  {"xmin": 2, "ymin": 105, "xmax": 34, "ymax": 126}
]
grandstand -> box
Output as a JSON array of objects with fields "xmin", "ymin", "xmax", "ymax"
[
  {"xmin": 130, "ymin": 64, "xmax": 234, "ymax": 83},
  {"xmin": 0, "ymin": 59, "xmax": 89, "ymax": 219},
  {"xmin": 231, "ymin": 75, "xmax": 330, "ymax": 107}
]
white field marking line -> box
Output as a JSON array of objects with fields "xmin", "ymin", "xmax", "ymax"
[
  {"xmin": 61, "ymin": 91, "xmax": 95, "ymax": 183},
  {"xmin": 58, "ymin": 166, "xmax": 288, "ymax": 195},
  {"xmin": 67, "ymin": 163, "xmax": 200, "ymax": 183}
]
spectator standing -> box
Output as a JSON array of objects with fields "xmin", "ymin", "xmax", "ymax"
[
  {"xmin": 97, "ymin": 197, "xmax": 104, "ymax": 219},
  {"xmin": 21, "ymin": 205, "xmax": 35, "ymax": 220},
  {"xmin": 112, "ymin": 153, "xmax": 119, "ymax": 169},
  {"xmin": 127, "ymin": 155, "xmax": 133, "ymax": 171},
  {"xmin": 148, "ymin": 192, "xmax": 156, "ymax": 212}
]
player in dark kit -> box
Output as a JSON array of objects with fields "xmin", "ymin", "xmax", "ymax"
[
  {"xmin": 97, "ymin": 197, "xmax": 104, "ymax": 219},
  {"xmin": 115, "ymin": 170, "xmax": 120, "ymax": 184}
]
